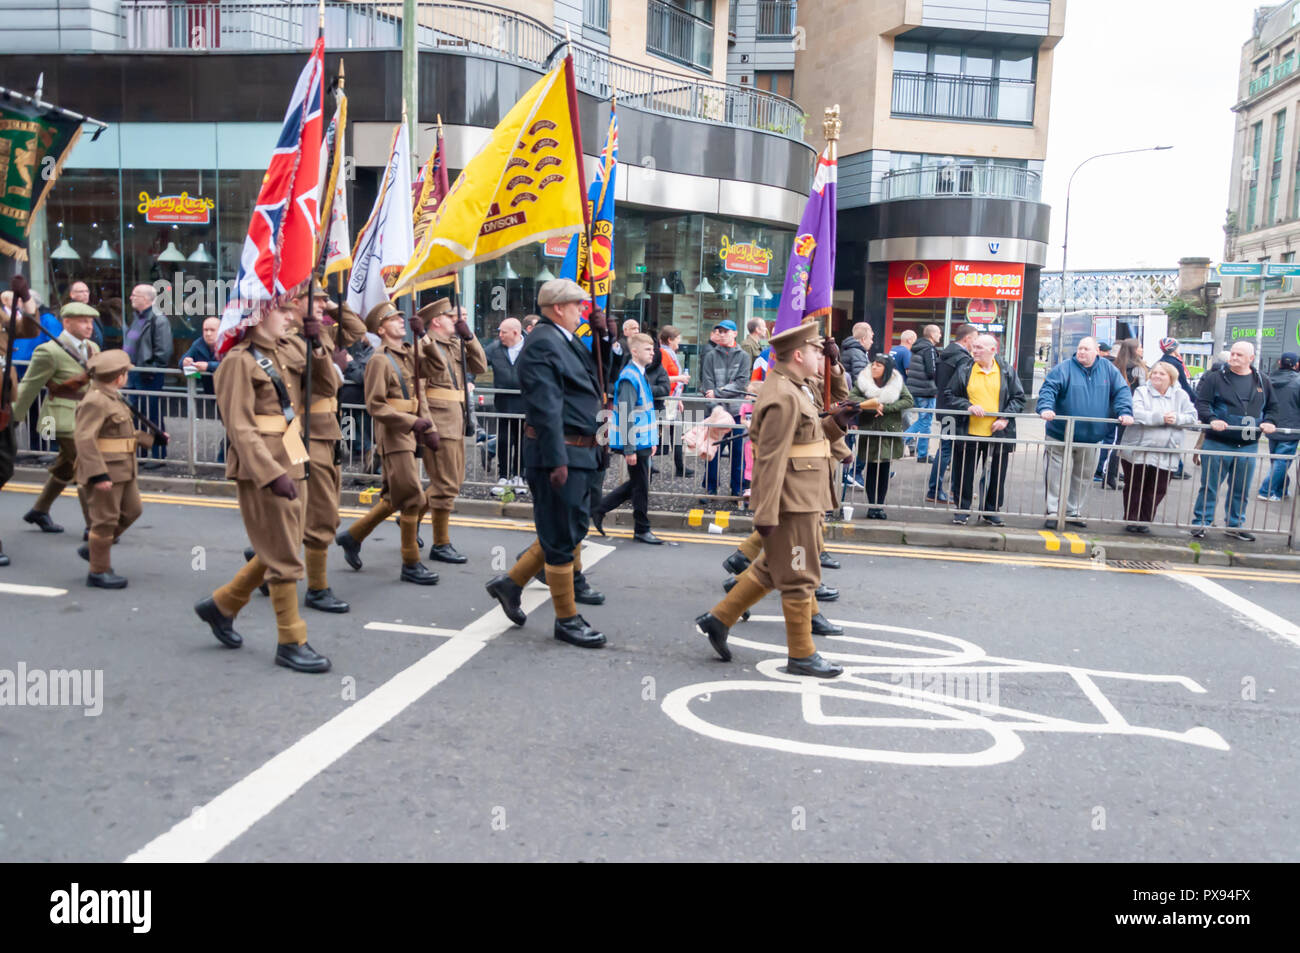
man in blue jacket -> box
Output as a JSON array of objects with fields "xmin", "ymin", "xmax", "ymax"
[{"xmin": 1036, "ymin": 337, "xmax": 1133, "ymax": 528}]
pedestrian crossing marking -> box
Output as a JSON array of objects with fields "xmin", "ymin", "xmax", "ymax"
[
  {"xmin": 0, "ymin": 582, "xmax": 68, "ymax": 597},
  {"xmin": 1039, "ymin": 530, "xmax": 1060, "ymax": 552},
  {"xmin": 687, "ymin": 508, "xmax": 704, "ymax": 526},
  {"xmin": 1062, "ymin": 532, "xmax": 1087, "ymax": 555}
]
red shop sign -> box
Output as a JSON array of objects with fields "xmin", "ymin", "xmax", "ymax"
[
  {"xmin": 887, "ymin": 260, "xmax": 951, "ymax": 298},
  {"xmin": 887, "ymin": 260, "xmax": 1024, "ymax": 301}
]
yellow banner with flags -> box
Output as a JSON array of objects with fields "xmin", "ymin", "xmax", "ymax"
[{"xmin": 390, "ymin": 60, "xmax": 586, "ymax": 294}]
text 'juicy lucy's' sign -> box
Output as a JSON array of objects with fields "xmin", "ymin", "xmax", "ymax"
[
  {"xmin": 137, "ymin": 191, "xmax": 215, "ymax": 225},
  {"xmin": 718, "ymin": 235, "xmax": 774, "ymax": 275}
]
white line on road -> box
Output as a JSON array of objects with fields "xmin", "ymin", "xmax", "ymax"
[
  {"xmin": 125, "ymin": 542, "xmax": 614, "ymax": 863},
  {"xmin": 1166, "ymin": 572, "xmax": 1300, "ymax": 649},
  {"xmin": 363, "ymin": 622, "xmax": 462, "ymax": 638},
  {"xmin": 0, "ymin": 582, "xmax": 68, "ymax": 597}
]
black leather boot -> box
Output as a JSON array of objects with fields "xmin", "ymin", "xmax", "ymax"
[
  {"xmin": 400, "ymin": 562, "xmax": 439, "ymax": 585},
  {"xmin": 787, "ymin": 652, "xmax": 843, "ymax": 678},
  {"xmin": 428, "ymin": 542, "xmax": 468, "ymax": 564},
  {"xmin": 695, "ymin": 612, "xmax": 732, "ymax": 661},
  {"xmin": 554, "ymin": 615, "xmax": 606, "ymax": 648},
  {"xmin": 336, "ymin": 530, "xmax": 363, "ymax": 571},
  {"xmin": 819, "ymin": 551, "xmax": 841, "ymax": 570},
  {"xmin": 244, "ymin": 547, "xmax": 269, "ymax": 596},
  {"xmin": 305, "ymin": 588, "xmax": 350, "ymax": 613},
  {"xmin": 811, "ymin": 612, "xmax": 843, "ymax": 636},
  {"xmin": 87, "ymin": 570, "xmax": 127, "ymax": 589},
  {"xmin": 194, "ymin": 597, "xmax": 242, "ymax": 648},
  {"xmin": 814, "ymin": 583, "xmax": 839, "ymax": 602},
  {"xmin": 485, "ymin": 574, "xmax": 526, "ymax": 626},
  {"xmin": 77, "ymin": 543, "xmax": 89, "ymax": 562},
  {"xmin": 23, "ymin": 509, "xmax": 63, "ymax": 533},
  {"xmin": 275, "ymin": 642, "xmax": 332, "ymax": 673},
  {"xmin": 721, "ymin": 575, "xmax": 751, "ymax": 622},
  {"xmin": 574, "ymin": 572, "xmax": 605, "ymax": 605},
  {"xmin": 722, "ymin": 549, "xmax": 751, "ymax": 576}
]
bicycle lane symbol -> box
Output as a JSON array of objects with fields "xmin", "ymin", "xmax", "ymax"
[{"xmin": 661, "ymin": 618, "xmax": 1230, "ymax": 767}]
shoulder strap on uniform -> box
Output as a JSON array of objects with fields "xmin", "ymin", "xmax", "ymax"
[
  {"xmin": 384, "ymin": 350, "xmax": 410, "ymax": 400},
  {"xmin": 250, "ymin": 345, "xmax": 296, "ymax": 422}
]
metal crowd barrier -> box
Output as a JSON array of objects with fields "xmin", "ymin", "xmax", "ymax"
[{"xmin": 11, "ymin": 369, "xmax": 1300, "ymax": 548}]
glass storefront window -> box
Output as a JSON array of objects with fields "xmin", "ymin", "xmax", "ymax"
[{"xmin": 40, "ymin": 168, "xmax": 125, "ymax": 346}]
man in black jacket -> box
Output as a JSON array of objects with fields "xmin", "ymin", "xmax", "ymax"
[
  {"xmin": 926, "ymin": 323, "xmax": 977, "ymax": 503},
  {"xmin": 699, "ymin": 319, "xmax": 752, "ymax": 498},
  {"xmin": 904, "ymin": 323, "xmax": 940, "ymax": 461},
  {"xmin": 839, "ymin": 322, "xmax": 873, "ymax": 384},
  {"xmin": 485, "ymin": 279, "xmax": 607, "ymax": 648},
  {"xmin": 1258, "ymin": 351, "xmax": 1300, "ymax": 501},
  {"xmin": 484, "ymin": 316, "xmax": 526, "ymax": 486},
  {"xmin": 1191, "ymin": 340, "xmax": 1277, "ymax": 541},
  {"xmin": 944, "ymin": 333, "xmax": 1025, "ymax": 525}
]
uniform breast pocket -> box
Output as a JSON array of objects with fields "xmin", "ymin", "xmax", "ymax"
[
  {"xmin": 789, "ymin": 459, "xmax": 821, "ymax": 473},
  {"xmin": 109, "ymin": 411, "xmax": 132, "ymax": 429}
]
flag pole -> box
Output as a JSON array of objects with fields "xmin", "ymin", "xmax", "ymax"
[
  {"xmin": 561, "ymin": 31, "xmax": 603, "ymax": 400},
  {"xmin": 301, "ymin": 0, "xmax": 327, "ymax": 481},
  {"xmin": 822, "ymin": 104, "xmax": 840, "ymax": 410}
]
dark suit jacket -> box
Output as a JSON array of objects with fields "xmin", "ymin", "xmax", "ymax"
[
  {"xmin": 518, "ymin": 316, "xmax": 603, "ymax": 470},
  {"xmin": 484, "ymin": 338, "xmax": 525, "ymax": 415}
]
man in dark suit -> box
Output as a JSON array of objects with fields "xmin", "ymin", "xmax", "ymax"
[
  {"xmin": 485, "ymin": 279, "xmax": 607, "ymax": 649},
  {"xmin": 483, "ymin": 316, "xmax": 526, "ymax": 487}
]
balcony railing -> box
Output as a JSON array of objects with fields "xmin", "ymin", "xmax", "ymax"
[
  {"xmin": 117, "ymin": 2, "xmax": 802, "ymax": 138},
  {"xmin": 891, "ymin": 70, "xmax": 1035, "ymax": 124},
  {"xmin": 1248, "ymin": 56, "xmax": 1295, "ymax": 98},
  {"xmin": 646, "ymin": 0, "xmax": 714, "ymax": 74},
  {"xmin": 583, "ymin": 0, "xmax": 608, "ymax": 34},
  {"xmin": 880, "ymin": 163, "xmax": 1042, "ymax": 203},
  {"xmin": 756, "ymin": 0, "xmax": 797, "ymax": 37}
]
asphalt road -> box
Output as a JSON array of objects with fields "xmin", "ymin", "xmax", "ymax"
[{"xmin": 1, "ymin": 482, "xmax": 1298, "ymax": 862}]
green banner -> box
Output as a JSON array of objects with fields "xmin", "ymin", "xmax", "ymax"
[{"xmin": 0, "ymin": 97, "xmax": 83, "ymax": 261}]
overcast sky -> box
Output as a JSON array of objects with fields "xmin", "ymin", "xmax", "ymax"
[{"xmin": 1041, "ymin": 0, "xmax": 1267, "ymax": 271}]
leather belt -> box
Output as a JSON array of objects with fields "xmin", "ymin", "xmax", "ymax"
[
  {"xmin": 309, "ymin": 397, "xmax": 338, "ymax": 414},
  {"xmin": 96, "ymin": 437, "xmax": 136, "ymax": 453},
  {"xmin": 387, "ymin": 397, "xmax": 419, "ymax": 414},
  {"xmin": 253, "ymin": 413, "xmax": 291, "ymax": 435},
  {"xmin": 425, "ymin": 386, "xmax": 464, "ymax": 404},
  {"xmin": 47, "ymin": 378, "xmax": 89, "ymax": 399},
  {"xmin": 786, "ymin": 439, "xmax": 831, "ymax": 459},
  {"xmin": 524, "ymin": 425, "xmax": 597, "ymax": 447}
]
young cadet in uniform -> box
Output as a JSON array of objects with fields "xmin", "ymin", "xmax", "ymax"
[
  {"xmin": 12, "ymin": 301, "xmax": 101, "ymax": 535},
  {"xmin": 412, "ymin": 298, "xmax": 486, "ymax": 563},
  {"xmin": 285, "ymin": 279, "xmax": 367, "ymax": 612},
  {"xmin": 335, "ymin": 301, "xmax": 440, "ymax": 584},
  {"xmin": 0, "ymin": 277, "xmax": 42, "ymax": 567},
  {"xmin": 194, "ymin": 302, "xmax": 334, "ymax": 673},
  {"xmin": 74, "ymin": 350, "xmax": 162, "ymax": 588},
  {"xmin": 696, "ymin": 322, "xmax": 858, "ymax": 678},
  {"xmin": 484, "ymin": 278, "xmax": 606, "ymax": 648}
]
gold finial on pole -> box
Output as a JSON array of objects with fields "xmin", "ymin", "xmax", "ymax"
[
  {"xmin": 338, "ymin": 58, "xmax": 345, "ymax": 90},
  {"xmin": 823, "ymin": 104, "xmax": 841, "ymax": 143}
]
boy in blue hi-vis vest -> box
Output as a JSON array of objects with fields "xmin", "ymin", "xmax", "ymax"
[{"xmin": 592, "ymin": 333, "xmax": 661, "ymax": 543}]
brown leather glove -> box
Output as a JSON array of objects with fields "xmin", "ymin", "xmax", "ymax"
[
  {"xmin": 331, "ymin": 347, "xmax": 349, "ymax": 374},
  {"xmin": 453, "ymin": 317, "xmax": 473, "ymax": 341},
  {"xmin": 831, "ymin": 402, "xmax": 859, "ymax": 431},
  {"xmin": 755, "ymin": 523, "xmax": 776, "ymax": 538},
  {"xmin": 820, "ymin": 338, "xmax": 840, "ymax": 365},
  {"xmin": 421, "ymin": 430, "xmax": 441, "ymax": 452},
  {"xmin": 267, "ymin": 474, "xmax": 298, "ymax": 500},
  {"xmin": 841, "ymin": 453, "xmax": 854, "ymax": 467},
  {"xmin": 411, "ymin": 417, "xmax": 433, "ymax": 435},
  {"xmin": 549, "ymin": 464, "xmax": 569, "ymax": 490},
  {"xmin": 408, "ymin": 313, "xmax": 425, "ymax": 338},
  {"xmin": 588, "ymin": 308, "xmax": 607, "ymax": 335},
  {"xmin": 301, "ymin": 313, "xmax": 322, "ymax": 341},
  {"xmin": 9, "ymin": 274, "xmax": 30, "ymax": 304}
]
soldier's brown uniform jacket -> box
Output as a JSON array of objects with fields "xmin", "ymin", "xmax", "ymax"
[
  {"xmin": 365, "ymin": 340, "xmax": 431, "ymax": 511},
  {"xmin": 74, "ymin": 382, "xmax": 154, "ymax": 546},
  {"xmin": 216, "ymin": 328, "xmax": 333, "ymax": 581},
  {"xmin": 417, "ymin": 331, "xmax": 486, "ymax": 509}
]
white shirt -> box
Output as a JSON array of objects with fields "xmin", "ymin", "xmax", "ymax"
[{"xmin": 506, "ymin": 339, "xmax": 523, "ymax": 364}]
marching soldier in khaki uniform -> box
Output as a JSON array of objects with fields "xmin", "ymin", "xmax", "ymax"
[
  {"xmin": 696, "ymin": 322, "xmax": 858, "ymax": 678},
  {"xmin": 412, "ymin": 298, "xmax": 486, "ymax": 563},
  {"xmin": 11, "ymin": 302, "xmax": 101, "ymax": 535},
  {"xmin": 0, "ymin": 279, "xmax": 42, "ymax": 568},
  {"xmin": 73, "ymin": 350, "xmax": 161, "ymax": 588},
  {"xmin": 287, "ymin": 280, "xmax": 367, "ymax": 612},
  {"xmin": 193, "ymin": 303, "xmax": 335, "ymax": 673},
  {"xmin": 335, "ymin": 301, "xmax": 441, "ymax": 584}
]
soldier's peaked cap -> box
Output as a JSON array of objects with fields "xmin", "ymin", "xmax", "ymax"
[
  {"xmin": 364, "ymin": 301, "xmax": 404, "ymax": 334},
  {"xmin": 771, "ymin": 322, "xmax": 822, "ymax": 358},
  {"xmin": 537, "ymin": 278, "xmax": 590, "ymax": 307},
  {"xmin": 88, "ymin": 349, "xmax": 132, "ymax": 381},
  {"xmin": 416, "ymin": 298, "xmax": 454, "ymax": 323}
]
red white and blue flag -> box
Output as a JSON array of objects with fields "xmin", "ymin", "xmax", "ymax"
[{"xmin": 217, "ymin": 37, "xmax": 326, "ymax": 355}]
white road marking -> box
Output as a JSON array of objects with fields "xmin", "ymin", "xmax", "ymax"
[
  {"xmin": 125, "ymin": 542, "xmax": 614, "ymax": 863},
  {"xmin": 0, "ymin": 582, "xmax": 68, "ymax": 597},
  {"xmin": 363, "ymin": 622, "xmax": 461, "ymax": 638},
  {"xmin": 1166, "ymin": 572, "xmax": 1300, "ymax": 649}
]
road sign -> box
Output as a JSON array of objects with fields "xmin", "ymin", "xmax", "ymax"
[
  {"xmin": 1245, "ymin": 276, "xmax": 1284, "ymax": 291},
  {"xmin": 1219, "ymin": 262, "xmax": 1264, "ymax": 276},
  {"xmin": 1266, "ymin": 262, "xmax": 1300, "ymax": 276}
]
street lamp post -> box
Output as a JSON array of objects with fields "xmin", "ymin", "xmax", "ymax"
[{"xmin": 1057, "ymin": 146, "xmax": 1173, "ymax": 359}]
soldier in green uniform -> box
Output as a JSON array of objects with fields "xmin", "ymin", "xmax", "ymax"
[
  {"xmin": 695, "ymin": 322, "xmax": 858, "ymax": 678},
  {"xmin": 11, "ymin": 302, "xmax": 101, "ymax": 535}
]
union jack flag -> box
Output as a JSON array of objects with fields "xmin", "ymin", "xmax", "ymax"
[{"xmin": 217, "ymin": 37, "xmax": 326, "ymax": 355}]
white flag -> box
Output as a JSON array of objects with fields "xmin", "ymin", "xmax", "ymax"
[
  {"xmin": 346, "ymin": 121, "xmax": 414, "ymax": 317},
  {"xmin": 322, "ymin": 175, "xmax": 352, "ymax": 283}
]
